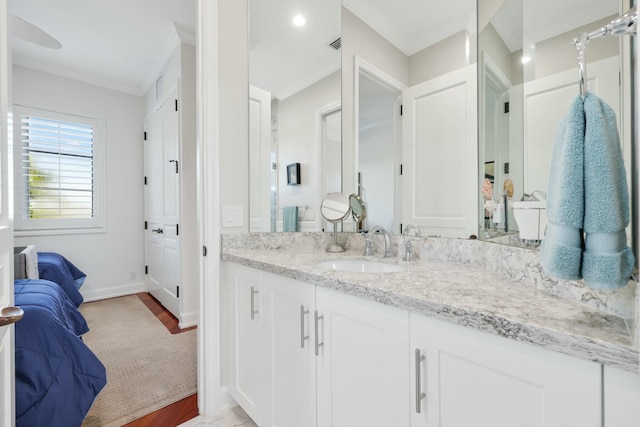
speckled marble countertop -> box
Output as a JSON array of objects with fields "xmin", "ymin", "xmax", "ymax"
[{"xmin": 222, "ymin": 246, "xmax": 638, "ymax": 372}]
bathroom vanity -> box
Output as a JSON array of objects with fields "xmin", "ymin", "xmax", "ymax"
[{"xmin": 221, "ymin": 233, "xmax": 639, "ymax": 427}]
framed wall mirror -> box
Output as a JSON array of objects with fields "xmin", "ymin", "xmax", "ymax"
[
  {"xmin": 478, "ymin": 0, "xmax": 636, "ymax": 250},
  {"xmin": 248, "ymin": 0, "xmax": 341, "ymax": 232},
  {"xmin": 249, "ymin": 0, "xmax": 478, "ymax": 238}
]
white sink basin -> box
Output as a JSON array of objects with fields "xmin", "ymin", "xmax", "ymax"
[{"xmin": 316, "ymin": 260, "xmax": 403, "ymax": 273}]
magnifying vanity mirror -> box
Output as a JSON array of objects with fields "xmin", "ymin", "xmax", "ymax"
[
  {"xmin": 248, "ymin": 0, "xmax": 636, "ymax": 257},
  {"xmin": 349, "ymin": 192, "xmax": 366, "ymax": 230},
  {"xmin": 321, "ymin": 192, "xmax": 351, "ymax": 252}
]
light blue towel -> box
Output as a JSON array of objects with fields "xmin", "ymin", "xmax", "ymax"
[
  {"xmin": 540, "ymin": 95, "xmax": 585, "ymax": 281},
  {"xmin": 540, "ymin": 93, "xmax": 635, "ymax": 289},
  {"xmin": 581, "ymin": 93, "xmax": 635, "ymax": 289},
  {"xmin": 283, "ymin": 206, "xmax": 299, "ymax": 232}
]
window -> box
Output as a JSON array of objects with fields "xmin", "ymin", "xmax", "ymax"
[{"xmin": 14, "ymin": 105, "xmax": 104, "ymax": 234}]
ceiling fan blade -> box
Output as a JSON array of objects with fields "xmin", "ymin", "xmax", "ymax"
[{"xmin": 10, "ymin": 14, "xmax": 62, "ymax": 49}]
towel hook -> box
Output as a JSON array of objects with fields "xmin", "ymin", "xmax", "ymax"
[
  {"xmin": 573, "ymin": 32, "xmax": 589, "ymax": 100},
  {"xmin": 573, "ymin": 6, "xmax": 637, "ymax": 100}
]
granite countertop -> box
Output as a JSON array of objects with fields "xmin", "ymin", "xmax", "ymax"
[{"xmin": 222, "ymin": 247, "xmax": 638, "ymax": 372}]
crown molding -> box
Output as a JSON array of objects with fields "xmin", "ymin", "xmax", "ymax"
[{"xmin": 140, "ymin": 22, "xmax": 196, "ymax": 95}]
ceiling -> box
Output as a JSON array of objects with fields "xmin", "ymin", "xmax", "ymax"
[
  {"xmin": 10, "ymin": 0, "xmax": 625, "ymax": 99},
  {"xmin": 10, "ymin": 0, "xmax": 196, "ymax": 96},
  {"xmin": 490, "ymin": 0, "xmax": 619, "ymax": 52}
]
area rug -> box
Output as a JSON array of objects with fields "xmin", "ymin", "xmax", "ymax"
[{"xmin": 80, "ymin": 295, "xmax": 197, "ymax": 426}]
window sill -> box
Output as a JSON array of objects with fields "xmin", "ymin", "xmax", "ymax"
[{"xmin": 14, "ymin": 226, "xmax": 107, "ymax": 237}]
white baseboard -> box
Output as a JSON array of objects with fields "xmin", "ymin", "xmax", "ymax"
[
  {"xmin": 81, "ymin": 281, "xmax": 146, "ymax": 302},
  {"xmin": 179, "ymin": 310, "xmax": 199, "ymax": 328},
  {"xmin": 176, "ymin": 387, "xmax": 235, "ymax": 427}
]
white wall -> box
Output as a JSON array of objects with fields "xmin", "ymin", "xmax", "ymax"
[
  {"xmin": 342, "ymin": 7, "xmax": 409, "ymax": 197},
  {"xmin": 13, "ymin": 65, "xmax": 145, "ymax": 301},
  {"xmin": 277, "ymin": 70, "xmax": 340, "ymax": 230},
  {"xmin": 219, "ymin": 0, "xmax": 250, "ymax": 234}
]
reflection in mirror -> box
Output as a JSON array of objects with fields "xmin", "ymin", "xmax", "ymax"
[
  {"xmin": 321, "ymin": 192, "xmax": 351, "ymax": 252},
  {"xmin": 343, "ymin": 0, "xmax": 477, "ymax": 238},
  {"xmin": 349, "ymin": 192, "xmax": 367, "ymax": 229},
  {"xmin": 478, "ymin": 0, "xmax": 635, "ymax": 249},
  {"xmin": 249, "ymin": 0, "xmax": 341, "ymax": 232}
]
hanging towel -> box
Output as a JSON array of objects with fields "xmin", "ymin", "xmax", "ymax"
[
  {"xmin": 581, "ymin": 93, "xmax": 635, "ymax": 289},
  {"xmin": 540, "ymin": 95, "xmax": 585, "ymax": 281},
  {"xmin": 283, "ymin": 206, "xmax": 299, "ymax": 232}
]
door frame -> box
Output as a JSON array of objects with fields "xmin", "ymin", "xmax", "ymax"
[
  {"xmin": 197, "ymin": 0, "xmax": 222, "ymax": 417},
  {"xmin": 353, "ymin": 55, "xmax": 406, "ymax": 234},
  {"xmin": 0, "ymin": 0, "xmax": 15, "ymax": 424}
]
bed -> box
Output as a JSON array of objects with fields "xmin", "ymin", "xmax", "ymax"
[{"xmin": 13, "ymin": 249, "xmax": 107, "ymax": 427}]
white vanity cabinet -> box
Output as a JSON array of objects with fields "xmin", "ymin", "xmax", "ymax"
[
  {"xmin": 225, "ymin": 262, "xmax": 264, "ymax": 425},
  {"xmin": 261, "ymin": 271, "xmax": 317, "ymax": 427},
  {"xmin": 410, "ymin": 314, "xmax": 602, "ymax": 427},
  {"xmin": 315, "ymin": 286, "xmax": 411, "ymax": 427},
  {"xmin": 225, "ymin": 261, "xmax": 630, "ymax": 427}
]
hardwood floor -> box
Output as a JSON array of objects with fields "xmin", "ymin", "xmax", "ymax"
[
  {"xmin": 136, "ymin": 292, "xmax": 196, "ymax": 334},
  {"xmin": 122, "ymin": 293, "xmax": 198, "ymax": 426},
  {"xmin": 123, "ymin": 394, "xmax": 199, "ymax": 427}
]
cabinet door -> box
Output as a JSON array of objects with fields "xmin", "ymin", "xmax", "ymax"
[
  {"xmin": 224, "ymin": 262, "xmax": 263, "ymax": 425},
  {"xmin": 262, "ymin": 272, "xmax": 316, "ymax": 427},
  {"xmin": 316, "ymin": 287, "xmax": 410, "ymax": 427},
  {"xmin": 410, "ymin": 314, "xmax": 601, "ymax": 427},
  {"xmin": 604, "ymin": 366, "xmax": 640, "ymax": 427}
]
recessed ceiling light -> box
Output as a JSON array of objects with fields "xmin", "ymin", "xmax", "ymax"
[{"xmin": 293, "ymin": 14, "xmax": 306, "ymax": 27}]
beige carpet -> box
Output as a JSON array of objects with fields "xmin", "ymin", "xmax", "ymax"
[{"xmin": 80, "ymin": 295, "xmax": 197, "ymax": 427}]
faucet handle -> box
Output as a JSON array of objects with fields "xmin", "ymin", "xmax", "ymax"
[
  {"xmin": 363, "ymin": 240, "xmax": 374, "ymax": 256},
  {"xmin": 402, "ymin": 237, "xmax": 420, "ymax": 261}
]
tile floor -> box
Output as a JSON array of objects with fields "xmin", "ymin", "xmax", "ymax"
[{"xmin": 179, "ymin": 405, "xmax": 257, "ymax": 427}]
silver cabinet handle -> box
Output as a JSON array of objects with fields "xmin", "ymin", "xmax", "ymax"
[
  {"xmin": 250, "ymin": 286, "xmax": 259, "ymax": 320},
  {"xmin": 415, "ymin": 349, "xmax": 426, "ymax": 413},
  {"xmin": 314, "ymin": 310, "xmax": 324, "ymax": 356},
  {"xmin": 300, "ymin": 305, "xmax": 309, "ymax": 348},
  {"xmin": 0, "ymin": 306, "xmax": 24, "ymax": 327}
]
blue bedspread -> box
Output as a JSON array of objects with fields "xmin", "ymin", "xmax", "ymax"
[
  {"xmin": 14, "ymin": 279, "xmax": 107, "ymax": 427},
  {"xmin": 14, "ymin": 279, "xmax": 88, "ymax": 336},
  {"xmin": 37, "ymin": 252, "xmax": 86, "ymax": 307}
]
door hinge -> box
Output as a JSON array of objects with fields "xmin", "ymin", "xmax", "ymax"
[
  {"xmin": 144, "ymin": 176, "xmax": 147, "ymax": 185},
  {"xmin": 176, "ymin": 224, "xmax": 179, "ymax": 236},
  {"xmin": 176, "ymin": 285, "xmax": 180, "ymax": 298},
  {"xmin": 175, "ymin": 99, "xmax": 178, "ymax": 111},
  {"xmin": 169, "ymin": 160, "xmax": 179, "ymax": 173},
  {"xmin": 400, "ymin": 164, "xmax": 403, "ymax": 175},
  {"xmin": 144, "ymin": 131, "xmax": 147, "ymax": 141},
  {"xmin": 504, "ymin": 101, "xmax": 510, "ymax": 114},
  {"xmin": 203, "ymin": 246, "xmax": 208, "ymax": 256},
  {"xmin": 144, "ymin": 221, "xmax": 148, "ymax": 230},
  {"xmin": 145, "ymin": 265, "xmax": 149, "ymax": 275}
]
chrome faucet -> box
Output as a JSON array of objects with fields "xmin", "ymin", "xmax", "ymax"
[
  {"xmin": 364, "ymin": 226, "xmax": 394, "ymax": 258},
  {"xmin": 402, "ymin": 224, "xmax": 422, "ymax": 261}
]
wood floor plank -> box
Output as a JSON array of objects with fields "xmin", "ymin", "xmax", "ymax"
[
  {"xmin": 122, "ymin": 394, "xmax": 198, "ymax": 427},
  {"xmin": 136, "ymin": 292, "xmax": 196, "ymax": 334}
]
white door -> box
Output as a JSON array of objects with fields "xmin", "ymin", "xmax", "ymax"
[
  {"xmin": 524, "ymin": 56, "xmax": 620, "ymax": 194},
  {"xmin": 402, "ymin": 65, "xmax": 478, "ymax": 238},
  {"xmin": 316, "ymin": 287, "xmax": 410, "ymax": 427},
  {"xmin": 262, "ymin": 271, "xmax": 316, "ymax": 427},
  {"xmin": 0, "ymin": 1, "xmax": 17, "ymax": 425},
  {"xmin": 410, "ymin": 314, "xmax": 601, "ymax": 427},
  {"xmin": 144, "ymin": 88, "xmax": 181, "ymax": 318},
  {"xmin": 224, "ymin": 262, "xmax": 264, "ymax": 425}
]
